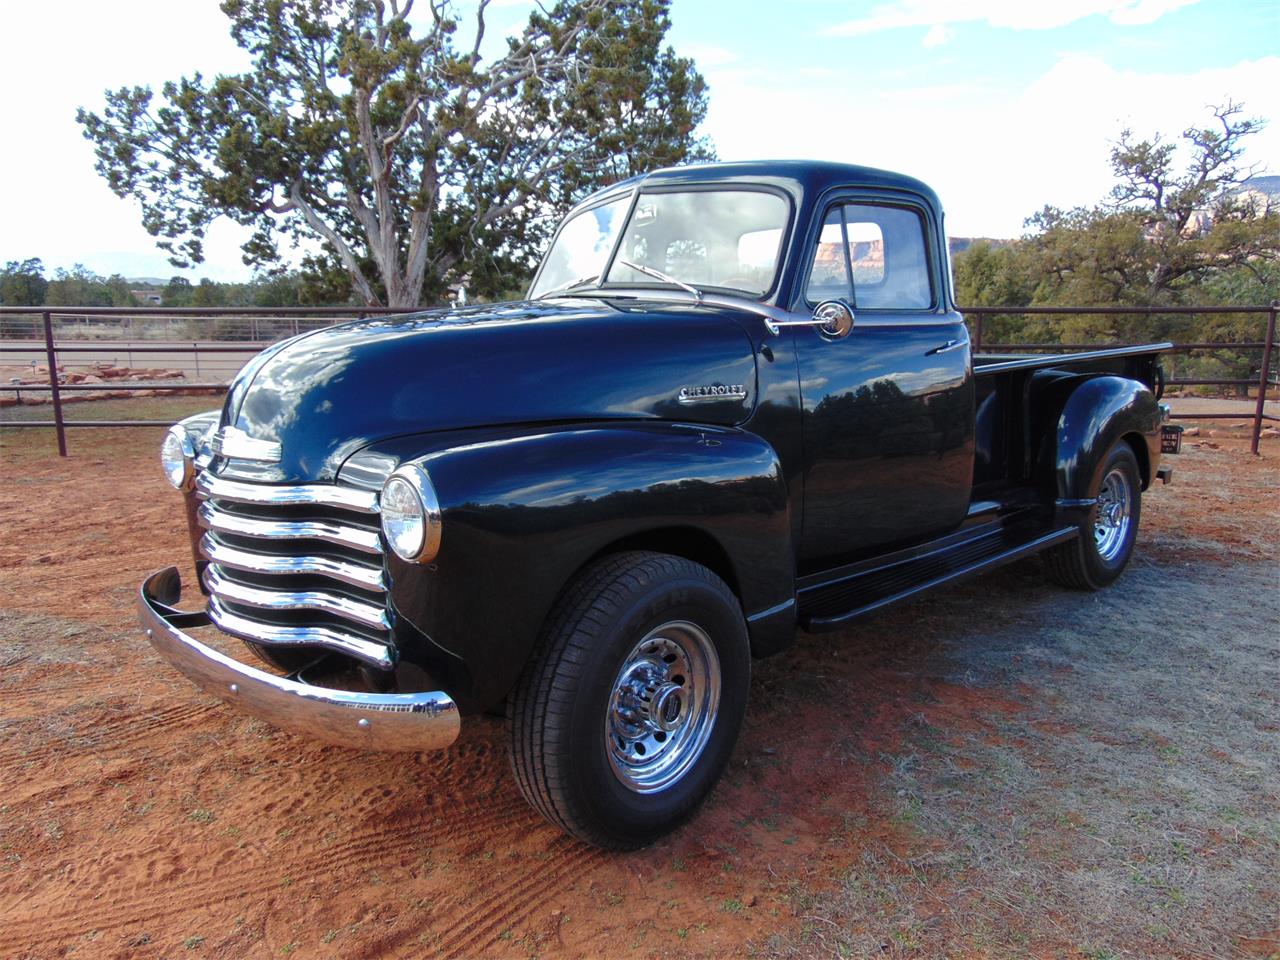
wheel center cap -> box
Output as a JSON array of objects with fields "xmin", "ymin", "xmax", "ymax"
[{"xmin": 651, "ymin": 682, "xmax": 686, "ymax": 732}]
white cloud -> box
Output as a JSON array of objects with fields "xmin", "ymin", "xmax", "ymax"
[
  {"xmin": 921, "ymin": 24, "xmax": 953, "ymax": 47},
  {"xmin": 828, "ymin": 0, "xmax": 1203, "ymax": 36},
  {"xmin": 698, "ymin": 53, "xmax": 1280, "ymax": 238}
]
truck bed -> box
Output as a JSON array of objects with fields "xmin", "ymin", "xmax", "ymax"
[
  {"xmin": 970, "ymin": 341, "xmax": 1170, "ymax": 495},
  {"xmin": 972, "ymin": 342, "xmax": 1173, "ymax": 375}
]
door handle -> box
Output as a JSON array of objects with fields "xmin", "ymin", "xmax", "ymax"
[{"xmin": 925, "ymin": 339, "xmax": 965, "ymax": 356}]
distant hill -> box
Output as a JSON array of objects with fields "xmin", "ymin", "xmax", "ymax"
[{"xmin": 1237, "ymin": 175, "xmax": 1280, "ymax": 199}]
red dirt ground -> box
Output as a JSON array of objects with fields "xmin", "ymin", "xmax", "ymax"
[{"xmin": 0, "ymin": 422, "xmax": 1275, "ymax": 959}]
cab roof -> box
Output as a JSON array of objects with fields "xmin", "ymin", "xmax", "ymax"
[{"xmin": 580, "ymin": 160, "xmax": 942, "ymax": 214}]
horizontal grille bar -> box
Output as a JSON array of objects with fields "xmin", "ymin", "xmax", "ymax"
[
  {"xmin": 204, "ymin": 565, "xmax": 390, "ymax": 632},
  {"xmin": 208, "ymin": 596, "xmax": 394, "ymax": 670},
  {"xmin": 200, "ymin": 533, "xmax": 386, "ymax": 592},
  {"xmin": 198, "ymin": 501, "xmax": 382, "ymax": 555},
  {"xmin": 197, "ymin": 472, "xmax": 379, "ymax": 514}
]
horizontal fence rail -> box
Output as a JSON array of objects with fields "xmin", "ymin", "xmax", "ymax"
[
  {"xmin": 963, "ymin": 302, "xmax": 1278, "ymax": 455},
  {"xmin": 2, "ymin": 302, "xmax": 1276, "ymax": 456},
  {"xmin": 1, "ymin": 306, "xmax": 413, "ymax": 456}
]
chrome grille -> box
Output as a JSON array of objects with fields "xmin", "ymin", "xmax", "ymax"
[{"xmin": 195, "ymin": 471, "xmax": 391, "ymax": 669}]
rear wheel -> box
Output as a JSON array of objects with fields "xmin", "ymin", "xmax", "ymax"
[
  {"xmin": 1043, "ymin": 441, "xmax": 1142, "ymax": 590},
  {"xmin": 508, "ymin": 551, "xmax": 750, "ymax": 849}
]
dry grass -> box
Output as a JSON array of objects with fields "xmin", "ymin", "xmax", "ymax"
[
  {"xmin": 0, "ymin": 418, "xmax": 1275, "ymax": 959},
  {"xmin": 757, "ymin": 559, "xmax": 1279, "ymax": 959}
]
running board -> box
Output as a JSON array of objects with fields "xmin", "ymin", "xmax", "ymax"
[{"xmin": 798, "ymin": 524, "xmax": 1078, "ymax": 632}]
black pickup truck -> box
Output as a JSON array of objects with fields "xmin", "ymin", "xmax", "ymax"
[{"xmin": 140, "ymin": 161, "xmax": 1175, "ymax": 849}]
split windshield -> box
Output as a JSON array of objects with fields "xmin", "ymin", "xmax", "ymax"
[{"xmin": 530, "ymin": 189, "xmax": 789, "ymax": 299}]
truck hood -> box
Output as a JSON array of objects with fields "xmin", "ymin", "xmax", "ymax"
[{"xmin": 219, "ymin": 297, "xmax": 760, "ymax": 483}]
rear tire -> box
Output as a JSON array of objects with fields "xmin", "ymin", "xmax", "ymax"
[
  {"xmin": 508, "ymin": 551, "xmax": 750, "ymax": 850},
  {"xmin": 1043, "ymin": 441, "xmax": 1142, "ymax": 591}
]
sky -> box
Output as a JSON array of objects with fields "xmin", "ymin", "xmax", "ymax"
[{"xmin": 0, "ymin": 0, "xmax": 1276, "ymax": 282}]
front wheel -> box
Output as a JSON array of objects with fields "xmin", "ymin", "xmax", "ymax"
[
  {"xmin": 508, "ymin": 551, "xmax": 750, "ymax": 849},
  {"xmin": 1043, "ymin": 441, "xmax": 1142, "ymax": 590}
]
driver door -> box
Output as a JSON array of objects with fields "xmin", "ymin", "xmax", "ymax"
[{"xmin": 795, "ymin": 199, "xmax": 974, "ymax": 569}]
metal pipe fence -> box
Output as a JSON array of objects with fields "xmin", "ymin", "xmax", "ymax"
[
  {"xmin": 2, "ymin": 302, "xmax": 1277, "ymax": 456},
  {"xmin": 0, "ymin": 306, "xmax": 411, "ymax": 451},
  {"xmin": 963, "ymin": 302, "xmax": 1279, "ymax": 455}
]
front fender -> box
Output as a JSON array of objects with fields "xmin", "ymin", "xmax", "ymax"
[
  {"xmin": 1051, "ymin": 375, "xmax": 1161, "ymax": 522},
  {"xmin": 371, "ymin": 422, "xmax": 794, "ymax": 711}
]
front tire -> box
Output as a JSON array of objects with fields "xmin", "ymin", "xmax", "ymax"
[
  {"xmin": 1043, "ymin": 440, "xmax": 1142, "ymax": 590},
  {"xmin": 508, "ymin": 551, "xmax": 750, "ymax": 850}
]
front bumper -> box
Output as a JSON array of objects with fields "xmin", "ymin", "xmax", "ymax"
[{"xmin": 138, "ymin": 567, "xmax": 461, "ymax": 752}]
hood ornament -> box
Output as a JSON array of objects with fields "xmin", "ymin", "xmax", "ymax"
[{"xmin": 211, "ymin": 425, "xmax": 282, "ymax": 463}]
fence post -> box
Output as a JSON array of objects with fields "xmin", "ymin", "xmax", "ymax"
[
  {"xmin": 42, "ymin": 310, "xmax": 67, "ymax": 457},
  {"xmin": 974, "ymin": 311, "xmax": 984, "ymax": 353},
  {"xmin": 1251, "ymin": 302, "xmax": 1277, "ymax": 456}
]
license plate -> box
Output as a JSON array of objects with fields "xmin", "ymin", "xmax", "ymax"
[{"xmin": 1161, "ymin": 424, "xmax": 1183, "ymax": 454}]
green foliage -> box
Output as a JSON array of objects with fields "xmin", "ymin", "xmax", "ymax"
[
  {"xmin": 0, "ymin": 259, "xmax": 49, "ymax": 306},
  {"xmin": 76, "ymin": 0, "xmax": 713, "ymax": 307},
  {"xmin": 43, "ymin": 265, "xmax": 137, "ymax": 308},
  {"xmin": 954, "ymin": 102, "xmax": 1279, "ymax": 366}
]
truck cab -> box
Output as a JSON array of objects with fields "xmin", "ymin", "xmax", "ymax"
[{"xmin": 140, "ymin": 161, "xmax": 1170, "ymax": 848}]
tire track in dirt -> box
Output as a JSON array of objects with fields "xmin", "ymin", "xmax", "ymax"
[
  {"xmin": 0, "ymin": 787, "xmax": 544, "ymax": 952},
  {"xmin": 0, "ymin": 701, "xmax": 218, "ymax": 766},
  {"xmin": 430, "ymin": 841, "xmax": 608, "ymax": 958}
]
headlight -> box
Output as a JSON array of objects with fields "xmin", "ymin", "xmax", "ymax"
[
  {"xmin": 380, "ymin": 464, "xmax": 442, "ymax": 563},
  {"xmin": 160, "ymin": 425, "xmax": 195, "ymax": 490}
]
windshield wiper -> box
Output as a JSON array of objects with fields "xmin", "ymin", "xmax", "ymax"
[
  {"xmin": 616, "ymin": 259, "xmax": 704, "ymax": 300},
  {"xmin": 533, "ymin": 273, "xmax": 600, "ymax": 300}
]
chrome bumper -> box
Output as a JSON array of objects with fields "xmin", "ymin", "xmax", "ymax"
[{"xmin": 138, "ymin": 567, "xmax": 460, "ymax": 752}]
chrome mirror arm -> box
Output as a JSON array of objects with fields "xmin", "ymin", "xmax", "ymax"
[
  {"xmin": 764, "ymin": 317, "xmax": 833, "ymax": 334},
  {"xmin": 764, "ymin": 300, "xmax": 854, "ymax": 339}
]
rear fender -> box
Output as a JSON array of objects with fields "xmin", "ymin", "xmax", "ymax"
[
  {"xmin": 379, "ymin": 422, "xmax": 795, "ymax": 711},
  {"xmin": 1048, "ymin": 375, "xmax": 1161, "ymax": 524}
]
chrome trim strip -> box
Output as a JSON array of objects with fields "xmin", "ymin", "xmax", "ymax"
[
  {"xmin": 139, "ymin": 567, "xmax": 459, "ymax": 752},
  {"xmin": 204, "ymin": 565, "xmax": 390, "ymax": 631},
  {"xmin": 198, "ymin": 502, "xmax": 382, "ymax": 555},
  {"xmin": 197, "ymin": 472, "xmax": 379, "ymax": 514},
  {"xmin": 211, "ymin": 425, "xmax": 282, "ymax": 463},
  {"xmin": 200, "ymin": 534, "xmax": 386, "ymax": 592},
  {"xmin": 207, "ymin": 596, "xmax": 393, "ymax": 670}
]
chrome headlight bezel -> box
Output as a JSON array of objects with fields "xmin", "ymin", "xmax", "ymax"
[
  {"xmin": 379, "ymin": 463, "xmax": 442, "ymax": 563},
  {"xmin": 161, "ymin": 425, "xmax": 196, "ymax": 491}
]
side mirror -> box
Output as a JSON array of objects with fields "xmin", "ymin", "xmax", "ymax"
[
  {"xmin": 763, "ymin": 299, "xmax": 854, "ymax": 338},
  {"xmin": 812, "ymin": 299, "xmax": 854, "ymax": 339}
]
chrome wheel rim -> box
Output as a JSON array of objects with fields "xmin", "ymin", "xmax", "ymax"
[
  {"xmin": 1093, "ymin": 467, "xmax": 1133, "ymax": 562},
  {"xmin": 605, "ymin": 620, "xmax": 721, "ymax": 794}
]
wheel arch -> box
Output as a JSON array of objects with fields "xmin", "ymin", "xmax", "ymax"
[
  {"xmin": 1046, "ymin": 375, "xmax": 1161, "ymax": 523},
  {"xmin": 582, "ymin": 526, "xmax": 742, "ymax": 601},
  {"xmin": 379, "ymin": 421, "xmax": 797, "ymax": 710},
  {"xmin": 1121, "ymin": 430, "xmax": 1152, "ymax": 489}
]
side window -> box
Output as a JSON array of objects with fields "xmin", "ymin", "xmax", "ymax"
[
  {"xmin": 804, "ymin": 208, "xmax": 851, "ymax": 303},
  {"xmin": 805, "ymin": 203, "xmax": 934, "ymax": 309}
]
